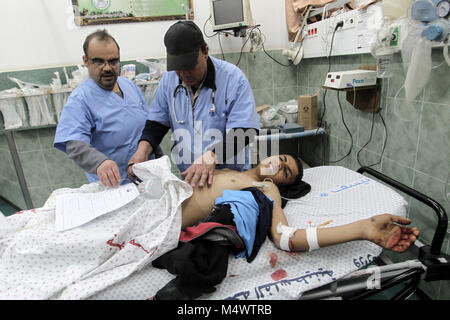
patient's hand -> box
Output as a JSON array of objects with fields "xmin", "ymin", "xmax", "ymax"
[{"xmin": 366, "ymin": 214, "xmax": 419, "ymax": 252}]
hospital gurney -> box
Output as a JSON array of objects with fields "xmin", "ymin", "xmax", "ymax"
[
  {"xmin": 89, "ymin": 165, "xmax": 449, "ymax": 300},
  {"xmin": 299, "ymin": 166, "xmax": 450, "ymax": 300},
  {"xmin": 2, "ymin": 161, "xmax": 447, "ymax": 300}
]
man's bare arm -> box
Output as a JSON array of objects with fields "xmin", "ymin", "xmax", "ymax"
[{"xmin": 263, "ymin": 183, "xmax": 419, "ymax": 253}]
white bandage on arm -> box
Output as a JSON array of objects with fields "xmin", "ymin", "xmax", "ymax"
[
  {"xmin": 306, "ymin": 227, "xmax": 320, "ymax": 251},
  {"xmin": 276, "ymin": 223, "xmax": 321, "ymax": 252},
  {"xmin": 276, "ymin": 223, "xmax": 297, "ymax": 251}
]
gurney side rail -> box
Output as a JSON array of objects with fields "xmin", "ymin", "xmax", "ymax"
[
  {"xmin": 299, "ymin": 261, "xmax": 425, "ymax": 300},
  {"xmin": 300, "ymin": 167, "xmax": 448, "ymax": 300},
  {"xmin": 357, "ymin": 166, "xmax": 450, "ymax": 284},
  {"xmin": 356, "ymin": 166, "xmax": 448, "ymax": 257}
]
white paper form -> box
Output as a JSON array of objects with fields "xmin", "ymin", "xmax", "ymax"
[{"xmin": 55, "ymin": 183, "xmax": 140, "ymax": 231}]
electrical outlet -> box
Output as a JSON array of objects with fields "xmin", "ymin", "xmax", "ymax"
[
  {"xmin": 249, "ymin": 30, "xmax": 263, "ymax": 51},
  {"xmin": 329, "ymin": 11, "xmax": 357, "ymax": 32},
  {"xmin": 341, "ymin": 16, "xmax": 356, "ymax": 31}
]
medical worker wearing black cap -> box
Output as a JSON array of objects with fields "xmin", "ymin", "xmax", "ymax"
[{"xmin": 128, "ymin": 21, "xmax": 259, "ymax": 188}]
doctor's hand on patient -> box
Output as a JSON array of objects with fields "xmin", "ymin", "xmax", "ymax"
[
  {"xmin": 97, "ymin": 159, "xmax": 121, "ymax": 188},
  {"xmin": 182, "ymin": 150, "xmax": 218, "ymax": 188}
]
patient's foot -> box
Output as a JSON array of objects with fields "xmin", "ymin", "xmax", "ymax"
[{"xmin": 366, "ymin": 214, "xmax": 419, "ymax": 253}]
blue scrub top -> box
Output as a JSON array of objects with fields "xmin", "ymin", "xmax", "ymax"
[
  {"xmin": 149, "ymin": 56, "xmax": 259, "ymax": 173},
  {"xmin": 54, "ymin": 77, "xmax": 150, "ymax": 184}
]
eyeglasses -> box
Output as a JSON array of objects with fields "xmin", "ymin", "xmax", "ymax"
[{"xmin": 88, "ymin": 58, "xmax": 120, "ymax": 68}]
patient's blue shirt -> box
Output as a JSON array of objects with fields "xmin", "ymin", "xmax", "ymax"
[{"xmin": 214, "ymin": 189, "xmax": 274, "ymax": 259}]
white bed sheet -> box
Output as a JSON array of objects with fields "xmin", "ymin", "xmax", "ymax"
[
  {"xmin": 90, "ymin": 165, "xmax": 408, "ymax": 300},
  {"xmin": 0, "ymin": 156, "xmax": 192, "ymax": 300}
]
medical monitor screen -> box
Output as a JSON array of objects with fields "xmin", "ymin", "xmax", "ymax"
[{"xmin": 212, "ymin": 0, "xmax": 244, "ymax": 25}]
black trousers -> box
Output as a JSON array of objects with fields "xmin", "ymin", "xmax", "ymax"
[
  {"xmin": 152, "ymin": 204, "xmax": 236, "ymax": 300},
  {"xmin": 152, "ymin": 239, "xmax": 231, "ymax": 300}
]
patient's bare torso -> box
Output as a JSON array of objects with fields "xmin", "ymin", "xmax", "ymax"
[{"xmin": 181, "ymin": 169, "xmax": 258, "ymax": 229}]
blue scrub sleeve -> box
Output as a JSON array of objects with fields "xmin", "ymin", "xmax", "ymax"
[
  {"xmin": 54, "ymin": 96, "xmax": 94, "ymax": 152},
  {"xmin": 225, "ymin": 76, "xmax": 259, "ymax": 131},
  {"xmin": 148, "ymin": 74, "xmax": 172, "ymax": 127}
]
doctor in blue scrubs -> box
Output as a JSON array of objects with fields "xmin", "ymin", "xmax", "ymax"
[
  {"xmin": 54, "ymin": 30, "xmax": 153, "ymax": 187},
  {"xmin": 128, "ymin": 21, "xmax": 259, "ymax": 188}
]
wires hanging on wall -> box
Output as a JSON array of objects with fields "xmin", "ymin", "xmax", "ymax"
[
  {"xmin": 202, "ymin": 16, "xmax": 292, "ymax": 67},
  {"xmin": 316, "ymin": 20, "xmax": 388, "ymax": 167}
]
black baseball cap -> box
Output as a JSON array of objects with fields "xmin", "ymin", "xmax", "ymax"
[{"xmin": 164, "ymin": 21, "xmax": 206, "ymax": 71}]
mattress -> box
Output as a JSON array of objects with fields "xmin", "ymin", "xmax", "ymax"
[{"xmin": 90, "ymin": 166, "xmax": 408, "ymax": 300}]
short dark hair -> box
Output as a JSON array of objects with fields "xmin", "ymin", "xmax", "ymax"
[
  {"xmin": 293, "ymin": 157, "xmax": 304, "ymax": 184},
  {"xmin": 278, "ymin": 157, "xmax": 311, "ymax": 208},
  {"xmin": 83, "ymin": 29, "xmax": 120, "ymax": 58}
]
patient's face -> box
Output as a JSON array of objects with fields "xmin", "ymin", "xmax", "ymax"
[{"xmin": 258, "ymin": 154, "xmax": 299, "ymax": 186}]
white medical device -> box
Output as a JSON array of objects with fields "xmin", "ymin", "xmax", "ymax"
[
  {"xmin": 323, "ymin": 70, "xmax": 378, "ymax": 89},
  {"xmin": 209, "ymin": 0, "xmax": 253, "ymax": 33}
]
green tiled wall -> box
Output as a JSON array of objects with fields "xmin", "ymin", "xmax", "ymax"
[
  {"xmin": 0, "ymin": 134, "xmax": 25, "ymax": 209},
  {"xmin": 0, "ymin": 49, "xmax": 448, "ymax": 299},
  {"xmin": 0, "ymin": 128, "xmax": 89, "ymax": 208},
  {"xmin": 291, "ymin": 50, "xmax": 449, "ymax": 300},
  {"xmin": 224, "ymin": 49, "xmax": 449, "ymax": 300},
  {"xmin": 0, "ymin": 127, "xmax": 175, "ymax": 211}
]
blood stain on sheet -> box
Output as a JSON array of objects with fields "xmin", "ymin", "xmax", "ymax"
[
  {"xmin": 269, "ymin": 252, "xmax": 278, "ymax": 268},
  {"xmin": 271, "ymin": 269, "xmax": 287, "ymax": 281}
]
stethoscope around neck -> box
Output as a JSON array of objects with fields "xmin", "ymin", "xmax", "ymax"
[{"xmin": 171, "ymin": 82, "xmax": 216, "ymax": 124}]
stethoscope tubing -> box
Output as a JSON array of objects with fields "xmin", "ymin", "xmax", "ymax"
[{"xmin": 171, "ymin": 84, "xmax": 216, "ymax": 125}]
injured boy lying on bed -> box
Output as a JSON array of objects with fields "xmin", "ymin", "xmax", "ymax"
[
  {"xmin": 0, "ymin": 154, "xmax": 419, "ymax": 300},
  {"xmin": 135, "ymin": 154, "xmax": 420, "ymax": 299}
]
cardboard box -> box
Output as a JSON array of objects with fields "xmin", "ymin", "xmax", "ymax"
[{"xmin": 297, "ymin": 92, "xmax": 318, "ymax": 130}]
